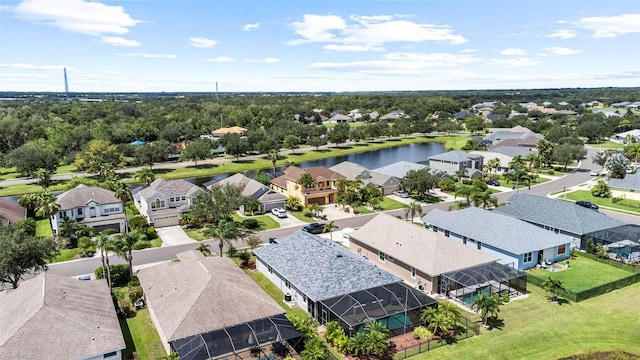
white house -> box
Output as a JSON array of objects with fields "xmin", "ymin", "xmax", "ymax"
[
  {"xmin": 133, "ymin": 178, "xmax": 202, "ymax": 227},
  {"xmin": 51, "ymin": 184, "xmax": 127, "ymax": 236}
]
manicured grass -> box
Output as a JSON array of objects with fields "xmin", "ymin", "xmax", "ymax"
[
  {"xmin": 528, "ymin": 253, "xmax": 634, "ymax": 292},
  {"xmin": 124, "ymin": 308, "xmax": 166, "ymax": 360},
  {"xmin": 562, "ymin": 190, "xmax": 640, "ymax": 215},
  {"xmin": 594, "ymin": 141, "xmax": 626, "ymax": 149},
  {"xmin": 50, "ymin": 248, "xmax": 82, "ymax": 263},
  {"xmin": 411, "ymin": 283, "xmax": 640, "ymax": 360},
  {"xmin": 378, "ymin": 197, "xmax": 406, "ymax": 211},
  {"xmin": 288, "ymin": 210, "xmax": 315, "ymax": 223},
  {"xmin": 185, "ymin": 228, "xmax": 209, "ymax": 241},
  {"xmin": 499, "ymin": 175, "xmax": 550, "ymax": 189},
  {"xmin": 231, "ymin": 213, "xmax": 281, "ymax": 231},
  {"xmin": 150, "ymin": 238, "xmax": 162, "ymax": 247},
  {"xmin": 35, "ymin": 218, "xmax": 52, "ymax": 237},
  {"xmin": 241, "ymin": 267, "xmax": 309, "ymax": 320}
]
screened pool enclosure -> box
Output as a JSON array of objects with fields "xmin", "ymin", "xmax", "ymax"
[
  {"xmin": 584, "ymin": 225, "xmax": 640, "ymax": 263},
  {"xmin": 317, "ymin": 282, "xmax": 437, "ymax": 337},
  {"xmin": 439, "ymin": 262, "xmax": 527, "ymax": 308}
]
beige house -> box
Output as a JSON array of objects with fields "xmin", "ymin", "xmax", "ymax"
[
  {"xmin": 0, "ymin": 273, "xmax": 125, "ymax": 359},
  {"xmin": 348, "ymin": 213, "xmax": 497, "ymax": 294},
  {"xmin": 270, "ymin": 166, "xmax": 345, "ymax": 206},
  {"xmin": 133, "ymin": 178, "xmax": 202, "ymax": 227},
  {"xmin": 211, "ymin": 126, "xmax": 247, "ymax": 137}
]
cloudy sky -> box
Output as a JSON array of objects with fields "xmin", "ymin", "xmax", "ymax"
[{"xmin": 0, "ymin": 0, "xmax": 639, "ymax": 92}]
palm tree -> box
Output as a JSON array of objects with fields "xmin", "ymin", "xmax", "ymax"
[
  {"xmin": 113, "ymin": 231, "xmax": 150, "ymax": 279},
  {"xmin": 403, "ymin": 201, "xmax": 423, "ymax": 222},
  {"xmin": 438, "ymin": 301, "xmax": 461, "ymax": 326},
  {"xmin": 204, "ymin": 220, "xmax": 238, "ymax": 257},
  {"xmin": 300, "ymin": 337, "xmax": 327, "ymax": 360},
  {"xmin": 420, "ymin": 306, "xmax": 439, "ymax": 325},
  {"xmin": 525, "ymin": 153, "xmax": 541, "ymax": 169},
  {"xmin": 59, "ymin": 217, "xmax": 78, "ymax": 242},
  {"xmin": 454, "ymin": 168, "xmax": 467, "ymax": 183},
  {"xmin": 35, "ymin": 168, "xmax": 53, "ymax": 189},
  {"xmin": 267, "ymin": 149, "xmax": 280, "ymax": 174},
  {"xmin": 365, "ymin": 329, "xmax": 388, "ymax": 356},
  {"xmin": 94, "ymin": 229, "xmax": 116, "ymax": 288},
  {"xmin": 298, "ymin": 173, "xmax": 316, "ymax": 191},
  {"xmin": 161, "ymin": 353, "xmax": 181, "ymax": 360},
  {"xmin": 196, "ymin": 243, "xmax": 211, "ymax": 256},
  {"xmin": 135, "ymin": 168, "xmax": 156, "ymax": 186},
  {"xmin": 35, "ymin": 190, "xmax": 59, "ymax": 235},
  {"xmin": 472, "ymin": 294, "xmax": 501, "ymax": 326},
  {"xmin": 347, "ymin": 332, "xmax": 368, "ymax": 356},
  {"xmin": 111, "ymin": 180, "xmax": 131, "ymax": 202},
  {"xmin": 286, "ymin": 196, "xmax": 302, "ymax": 211},
  {"xmin": 363, "ymin": 320, "xmax": 389, "ymax": 336},
  {"xmin": 471, "ymin": 190, "xmax": 498, "ymax": 209},
  {"xmin": 542, "ymin": 277, "xmax": 567, "ymax": 302},
  {"xmin": 426, "ymin": 312, "xmax": 452, "ymax": 336},
  {"xmin": 323, "ymin": 221, "xmax": 338, "ymax": 240},
  {"xmin": 487, "ymin": 157, "xmax": 501, "ymax": 174}
]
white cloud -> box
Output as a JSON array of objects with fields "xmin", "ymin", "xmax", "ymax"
[
  {"xmin": 542, "ymin": 47, "xmax": 581, "ymax": 56},
  {"xmin": 208, "ymin": 57, "xmax": 235, "ymax": 62},
  {"xmin": 0, "ymin": 63, "xmax": 73, "ymax": 71},
  {"xmin": 546, "ymin": 29, "xmax": 577, "ymax": 39},
  {"xmin": 324, "ymin": 44, "xmax": 383, "ymax": 52},
  {"xmin": 189, "ymin": 37, "xmax": 217, "ymax": 48},
  {"xmin": 461, "ymin": 49, "xmax": 477, "ymax": 53},
  {"xmin": 100, "ymin": 36, "xmax": 140, "ymax": 47},
  {"xmin": 486, "ymin": 57, "xmax": 539, "ymax": 67},
  {"xmin": 243, "ymin": 22, "xmax": 260, "ymax": 31},
  {"xmin": 116, "ymin": 53, "xmax": 177, "ymax": 58},
  {"xmin": 11, "ymin": 0, "xmax": 141, "ymax": 35},
  {"xmin": 245, "ymin": 57, "xmax": 280, "ymax": 63},
  {"xmin": 287, "ymin": 14, "xmax": 467, "ymax": 50},
  {"xmin": 500, "ymin": 48, "xmax": 526, "ymax": 56},
  {"xmin": 576, "ymin": 13, "xmax": 640, "ymax": 38}
]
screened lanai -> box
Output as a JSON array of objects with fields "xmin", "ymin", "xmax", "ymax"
[
  {"xmin": 439, "ymin": 262, "xmax": 527, "ymax": 308},
  {"xmin": 169, "ymin": 314, "xmax": 303, "ymax": 360},
  {"xmin": 584, "ymin": 224, "xmax": 640, "ymax": 263},
  {"xmin": 317, "ymin": 282, "xmax": 437, "ymax": 337}
]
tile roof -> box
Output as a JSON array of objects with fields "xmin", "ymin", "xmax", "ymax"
[
  {"xmin": 493, "ymin": 194, "xmax": 626, "ymax": 235},
  {"xmin": 253, "ymin": 231, "xmax": 400, "ymax": 301},
  {"xmin": 428, "ymin": 150, "xmax": 483, "ymax": 163},
  {"xmin": 349, "ymin": 213, "xmax": 497, "ymax": 276},
  {"xmin": 0, "ymin": 273, "xmax": 125, "ymax": 359},
  {"xmin": 134, "ymin": 178, "xmax": 201, "ymax": 201},
  {"xmin": 55, "ymin": 184, "xmax": 121, "ymax": 210},
  {"xmin": 137, "ymin": 251, "xmax": 284, "ymax": 342},
  {"xmin": 0, "ymin": 199, "xmax": 26, "ymax": 224},
  {"xmin": 372, "ymin": 161, "xmax": 428, "ymax": 179},
  {"xmin": 422, "ymin": 208, "xmax": 570, "ymax": 255},
  {"xmin": 608, "ymin": 172, "xmax": 640, "ymax": 191},
  {"xmin": 212, "ymin": 126, "xmax": 247, "ymax": 135},
  {"xmin": 272, "ymin": 165, "xmax": 345, "ymax": 187}
]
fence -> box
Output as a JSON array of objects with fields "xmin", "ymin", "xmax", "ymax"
[
  {"xmin": 391, "ymin": 315, "xmax": 480, "ymax": 360},
  {"xmin": 612, "ymin": 194, "xmax": 640, "ymax": 209},
  {"xmin": 578, "ymin": 251, "xmax": 638, "ymax": 273},
  {"xmin": 527, "ymin": 271, "xmax": 640, "ymax": 303}
]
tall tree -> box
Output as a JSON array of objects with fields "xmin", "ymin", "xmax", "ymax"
[
  {"xmin": 403, "ymin": 201, "xmax": 423, "ymax": 222},
  {"xmin": 283, "ymin": 134, "xmax": 301, "ymax": 153},
  {"xmin": 74, "ymin": 139, "xmax": 125, "ymax": 175},
  {"xmin": 0, "ymin": 223, "xmax": 58, "ymax": 288},
  {"xmin": 204, "ymin": 219, "xmax": 239, "ymax": 257},
  {"xmin": 542, "ymin": 277, "xmax": 567, "ymax": 303},
  {"xmin": 327, "ymin": 123, "xmax": 351, "ymax": 147},
  {"xmin": 135, "ymin": 168, "xmax": 156, "ymax": 186},
  {"xmin": 94, "ymin": 229, "xmax": 116, "ymax": 289},
  {"xmin": 180, "ymin": 138, "xmax": 212, "ymax": 166},
  {"xmin": 267, "ymin": 149, "xmax": 280, "ymax": 174},
  {"xmin": 191, "ymin": 183, "xmax": 246, "ymax": 224},
  {"xmin": 400, "ymin": 168, "xmax": 439, "ymax": 197},
  {"xmin": 113, "ymin": 231, "xmax": 150, "ymax": 279},
  {"xmin": 323, "ymin": 221, "xmax": 338, "ymax": 240}
]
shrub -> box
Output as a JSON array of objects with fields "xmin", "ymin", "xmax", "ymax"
[
  {"xmin": 546, "ymin": 169, "xmax": 555, "ymax": 175},
  {"xmin": 242, "ymin": 219, "xmax": 259, "ymax": 229},
  {"xmin": 413, "ymin": 326, "xmax": 434, "ymax": 340},
  {"xmin": 439, "ymin": 179, "xmax": 456, "ymax": 192},
  {"xmin": 462, "ymin": 179, "xmax": 474, "ymax": 185},
  {"xmin": 129, "ymin": 286, "xmax": 144, "ymax": 302},
  {"xmin": 302, "ymin": 208, "xmax": 313, "ymax": 218},
  {"xmin": 227, "ymin": 245, "xmax": 238, "ymax": 258},
  {"xmin": 128, "ymin": 216, "xmax": 148, "ymax": 231},
  {"xmin": 238, "ymin": 250, "xmax": 251, "ymax": 265},
  {"xmin": 95, "ymin": 264, "xmax": 131, "ymax": 288},
  {"xmin": 118, "ymin": 298, "xmax": 134, "ymax": 317}
]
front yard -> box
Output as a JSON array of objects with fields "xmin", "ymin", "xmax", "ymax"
[
  {"xmin": 185, "ymin": 213, "xmax": 280, "ymax": 241},
  {"xmin": 562, "ymin": 190, "xmax": 640, "ymax": 215}
]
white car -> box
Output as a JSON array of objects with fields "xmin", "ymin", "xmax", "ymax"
[
  {"xmin": 590, "ymin": 170, "xmax": 599, "ymax": 176},
  {"xmin": 271, "ymin": 208, "xmax": 287, "ymax": 218},
  {"xmin": 393, "ymin": 190, "xmax": 409, "ymax": 198}
]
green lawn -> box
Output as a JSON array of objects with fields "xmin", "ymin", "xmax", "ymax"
[
  {"xmin": 150, "ymin": 238, "xmax": 162, "ymax": 247},
  {"xmin": 241, "ymin": 266, "xmax": 309, "ymax": 319},
  {"xmin": 528, "ymin": 253, "xmax": 634, "ymax": 292},
  {"xmin": 50, "ymin": 248, "xmax": 82, "ymax": 263},
  {"xmin": 231, "ymin": 213, "xmax": 281, "ymax": 230},
  {"xmin": 122, "ymin": 308, "xmax": 166, "ymax": 360},
  {"xmin": 378, "ymin": 197, "xmax": 406, "ymax": 211},
  {"xmin": 411, "ymin": 283, "xmax": 640, "ymax": 360},
  {"xmin": 587, "ymin": 140, "xmax": 626, "ymax": 149},
  {"xmin": 288, "ymin": 210, "xmax": 315, "ymax": 223},
  {"xmin": 35, "ymin": 218, "xmax": 52, "ymax": 237},
  {"xmin": 562, "ymin": 190, "xmax": 640, "ymax": 215},
  {"xmin": 185, "ymin": 228, "xmax": 209, "ymax": 241},
  {"xmin": 498, "ymin": 175, "xmax": 550, "ymax": 189}
]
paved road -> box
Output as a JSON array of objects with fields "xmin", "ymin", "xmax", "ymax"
[{"xmin": 47, "ymin": 146, "xmax": 638, "ymax": 278}]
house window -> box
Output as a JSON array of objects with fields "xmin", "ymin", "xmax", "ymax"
[
  {"xmin": 182, "ymin": 196, "xmax": 186, "ymax": 201},
  {"xmin": 379, "ymin": 251, "xmax": 385, "ymax": 262},
  {"xmin": 462, "ymin": 236, "xmax": 467, "ymax": 245},
  {"xmin": 151, "ymin": 199, "xmax": 166, "ymax": 209},
  {"xmin": 103, "ymin": 351, "xmax": 117, "ymax": 358},
  {"xmin": 285, "ymin": 280, "xmax": 291, "ymax": 289},
  {"xmin": 387, "ymin": 255, "xmax": 395, "ymax": 263},
  {"xmin": 268, "ymin": 266, "xmax": 273, "ymax": 274},
  {"xmin": 524, "ymin": 252, "xmax": 533, "ymax": 262},
  {"xmin": 411, "ymin": 267, "xmax": 416, "ymax": 278},
  {"xmin": 444, "ymin": 230, "xmax": 450, "ymax": 237},
  {"xmin": 558, "ymin": 245, "xmax": 566, "ymax": 255},
  {"xmin": 169, "ymin": 197, "xmax": 174, "ymax": 202},
  {"xmin": 477, "ymin": 242, "xmax": 482, "ymax": 250},
  {"xmin": 432, "ymin": 226, "xmax": 438, "ymax": 232},
  {"xmin": 554, "ymin": 228, "xmax": 559, "ymax": 234},
  {"xmin": 77, "ymin": 208, "xmax": 83, "ymax": 216}
]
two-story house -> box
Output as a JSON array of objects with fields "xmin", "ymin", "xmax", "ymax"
[
  {"xmin": 51, "ymin": 184, "xmax": 127, "ymax": 236},
  {"xmin": 270, "ymin": 166, "xmax": 345, "ymax": 206},
  {"xmin": 427, "ymin": 150, "xmax": 485, "ymax": 179},
  {"xmin": 133, "ymin": 178, "xmax": 202, "ymax": 228}
]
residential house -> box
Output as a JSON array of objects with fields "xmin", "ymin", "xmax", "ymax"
[
  {"xmin": 422, "ymin": 208, "xmax": 571, "ymax": 270},
  {"xmin": 270, "ymin": 166, "xmax": 345, "ymax": 206},
  {"xmin": 133, "ymin": 178, "xmax": 202, "ymax": 227},
  {"xmin": 611, "ymin": 129, "xmax": 640, "ymax": 144},
  {"xmin": 380, "ymin": 110, "xmax": 405, "ymax": 122},
  {"xmin": 428, "ymin": 150, "xmax": 484, "ymax": 179},
  {"xmin": 483, "ymin": 129, "xmax": 544, "ymax": 150},
  {"xmin": 472, "ymin": 147, "xmax": 538, "ymax": 173},
  {"xmin": 211, "ymin": 126, "xmax": 247, "ymax": 138},
  {"xmin": 330, "ymin": 161, "xmax": 400, "ymax": 196},
  {"xmin": 472, "ymin": 102, "xmax": 496, "ymax": 112},
  {"xmin": 487, "ymin": 125, "xmax": 532, "ymax": 135},
  {"xmin": 51, "ymin": 184, "xmax": 127, "ymax": 236},
  {"xmin": 254, "ymin": 231, "xmax": 437, "ymax": 335},
  {"xmin": 493, "ymin": 194, "xmax": 627, "ymax": 249},
  {"xmin": 455, "ymin": 111, "xmax": 473, "ymax": 120},
  {"xmin": 486, "ymin": 114, "xmax": 505, "ymax": 122},
  {"xmin": 592, "ymin": 109, "xmax": 622, "ymax": 118},
  {"xmin": 0, "ymin": 199, "xmax": 26, "ymax": 224},
  {"xmin": 608, "ymin": 172, "xmax": 640, "ymax": 192},
  {"xmin": 0, "ymin": 273, "xmax": 125, "ymax": 359},
  {"xmin": 348, "ymin": 213, "xmax": 499, "ymax": 293},
  {"xmin": 210, "ymin": 173, "xmax": 287, "ymax": 213},
  {"xmin": 586, "ymin": 100, "xmax": 604, "ymax": 108},
  {"xmin": 372, "ymin": 161, "xmax": 429, "ymax": 180},
  {"xmin": 137, "ymin": 250, "xmax": 299, "ymax": 358},
  {"xmin": 327, "ymin": 113, "xmax": 351, "ymax": 123}
]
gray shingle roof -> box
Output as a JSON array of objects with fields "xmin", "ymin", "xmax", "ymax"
[
  {"xmin": 137, "ymin": 250, "xmax": 284, "ymax": 342},
  {"xmin": 55, "ymin": 184, "xmax": 121, "ymax": 210},
  {"xmin": 0, "ymin": 273, "xmax": 125, "ymax": 359},
  {"xmin": 330, "ymin": 161, "xmax": 371, "ymax": 180},
  {"xmin": 350, "ymin": 213, "xmax": 497, "ymax": 276},
  {"xmin": 372, "ymin": 161, "xmax": 428, "ymax": 179},
  {"xmin": 213, "ymin": 173, "xmax": 281, "ymax": 201},
  {"xmin": 428, "ymin": 150, "xmax": 483, "ymax": 163},
  {"xmin": 608, "ymin": 172, "xmax": 640, "ymax": 191},
  {"xmin": 422, "ymin": 208, "xmax": 570, "ymax": 255},
  {"xmin": 494, "ymin": 194, "xmax": 626, "ymax": 235},
  {"xmin": 134, "ymin": 178, "xmax": 201, "ymax": 202},
  {"xmin": 0, "ymin": 199, "xmax": 26, "ymax": 224},
  {"xmin": 489, "ymin": 146, "xmax": 538, "ymax": 158},
  {"xmin": 253, "ymin": 231, "xmax": 400, "ymax": 301}
]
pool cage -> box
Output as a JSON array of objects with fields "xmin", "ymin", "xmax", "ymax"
[
  {"xmin": 317, "ymin": 282, "xmax": 437, "ymax": 337},
  {"xmin": 439, "ymin": 262, "xmax": 527, "ymax": 308},
  {"xmin": 169, "ymin": 314, "xmax": 303, "ymax": 360},
  {"xmin": 584, "ymin": 225, "xmax": 640, "ymax": 263}
]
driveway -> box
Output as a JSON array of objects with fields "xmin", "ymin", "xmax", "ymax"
[
  {"xmin": 269, "ymin": 213, "xmax": 307, "ymax": 229},
  {"xmin": 155, "ymin": 226, "xmax": 198, "ymax": 247}
]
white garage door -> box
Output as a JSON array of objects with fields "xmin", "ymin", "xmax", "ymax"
[{"xmin": 152, "ymin": 214, "xmax": 180, "ymax": 228}]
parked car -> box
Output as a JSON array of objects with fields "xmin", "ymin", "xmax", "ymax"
[
  {"xmin": 393, "ymin": 190, "xmax": 409, "ymax": 198},
  {"xmin": 576, "ymin": 200, "xmax": 599, "ymax": 210},
  {"xmin": 302, "ymin": 222, "xmax": 325, "ymax": 234},
  {"xmin": 271, "ymin": 207, "xmax": 288, "ymax": 218},
  {"xmin": 590, "ymin": 170, "xmax": 599, "ymax": 176},
  {"xmin": 486, "ymin": 179, "xmax": 500, "ymax": 186}
]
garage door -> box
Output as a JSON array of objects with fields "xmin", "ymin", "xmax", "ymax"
[
  {"xmin": 93, "ymin": 223, "xmax": 121, "ymax": 234},
  {"xmin": 307, "ymin": 197, "xmax": 326, "ymax": 205},
  {"xmin": 152, "ymin": 215, "xmax": 180, "ymax": 228}
]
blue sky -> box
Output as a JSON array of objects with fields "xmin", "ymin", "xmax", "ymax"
[{"xmin": 1, "ymin": 0, "xmax": 639, "ymax": 92}]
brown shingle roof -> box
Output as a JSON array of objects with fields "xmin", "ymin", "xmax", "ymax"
[
  {"xmin": 0, "ymin": 199, "xmax": 26, "ymax": 224},
  {"xmin": 0, "ymin": 273, "xmax": 125, "ymax": 359},
  {"xmin": 55, "ymin": 184, "xmax": 121, "ymax": 210},
  {"xmin": 137, "ymin": 251, "xmax": 284, "ymax": 342},
  {"xmin": 349, "ymin": 213, "xmax": 497, "ymax": 276}
]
